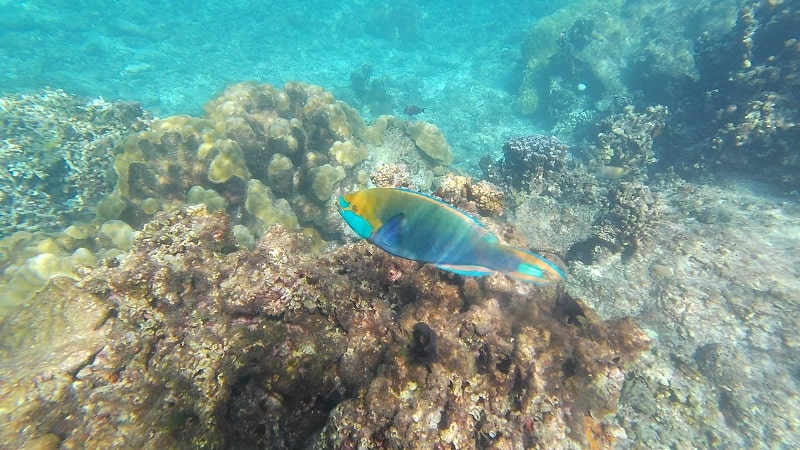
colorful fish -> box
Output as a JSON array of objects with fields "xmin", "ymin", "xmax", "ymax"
[{"xmin": 337, "ymin": 188, "xmax": 565, "ymax": 283}]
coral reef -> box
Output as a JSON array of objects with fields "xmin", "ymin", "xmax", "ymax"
[
  {"xmin": 370, "ymin": 163, "xmax": 412, "ymax": 188},
  {"xmin": 434, "ymin": 174, "xmax": 505, "ymax": 217},
  {"xmin": 482, "ymin": 134, "xmax": 600, "ymax": 202},
  {"xmin": 498, "ymin": 135, "xmax": 569, "ymax": 190},
  {"xmin": 594, "ymin": 105, "xmax": 668, "ymax": 176},
  {"xmin": 0, "ymin": 89, "xmax": 149, "ymax": 235},
  {"xmin": 109, "ymin": 82, "xmax": 450, "ymax": 233},
  {"xmin": 470, "ymin": 180, "xmax": 505, "ymax": 216},
  {"xmin": 0, "ymin": 83, "xmax": 457, "ymax": 318},
  {"xmin": 405, "ymin": 121, "xmax": 454, "ymax": 165},
  {"xmin": 591, "ymin": 181, "xmax": 662, "ymax": 256},
  {"xmin": 517, "ymin": 0, "xmax": 741, "ymax": 124},
  {"xmin": 0, "ymin": 205, "xmax": 650, "ymax": 449},
  {"xmin": 687, "ymin": 0, "xmax": 800, "ymax": 192}
]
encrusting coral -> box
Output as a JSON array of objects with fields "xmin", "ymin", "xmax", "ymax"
[{"xmin": 0, "ymin": 205, "xmax": 650, "ymax": 449}]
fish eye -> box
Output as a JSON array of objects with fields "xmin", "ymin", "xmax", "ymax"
[{"xmin": 351, "ymin": 205, "xmax": 358, "ymax": 212}]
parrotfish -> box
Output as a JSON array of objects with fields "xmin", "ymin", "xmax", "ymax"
[{"xmin": 337, "ymin": 188, "xmax": 565, "ymax": 283}]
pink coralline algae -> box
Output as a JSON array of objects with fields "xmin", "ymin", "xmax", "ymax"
[{"xmin": 0, "ymin": 205, "xmax": 649, "ymax": 449}]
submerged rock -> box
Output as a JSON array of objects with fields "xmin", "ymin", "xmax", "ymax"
[{"xmin": 0, "ymin": 205, "xmax": 649, "ymax": 449}]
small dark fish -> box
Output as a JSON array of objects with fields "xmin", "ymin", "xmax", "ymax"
[{"xmin": 403, "ymin": 105, "xmax": 425, "ymax": 116}]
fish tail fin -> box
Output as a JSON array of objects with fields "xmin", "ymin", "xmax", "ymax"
[{"xmin": 498, "ymin": 244, "xmax": 566, "ymax": 284}]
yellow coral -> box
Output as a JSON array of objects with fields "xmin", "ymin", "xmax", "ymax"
[
  {"xmin": 357, "ymin": 115, "xmax": 391, "ymax": 145},
  {"xmin": 208, "ymin": 139, "xmax": 250, "ymax": 183},
  {"xmin": 267, "ymin": 118, "xmax": 301, "ymax": 154},
  {"xmin": 186, "ymin": 186, "xmax": 228, "ymax": 212},
  {"xmin": 113, "ymin": 136, "xmax": 146, "ymax": 199},
  {"xmin": 141, "ymin": 197, "xmax": 160, "ymax": 215},
  {"xmin": 267, "ymin": 153, "xmax": 295, "ymax": 193},
  {"xmin": 100, "ymin": 220, "xmax": 136, "ymax": 251},
  {"xmin": 406, "ymin": 121, "xmax": 453, "ymax": 165},
  {"xmin": 245, "ymin": 179, "xmax": 298, "ymax": 229},
  {"xmin": 326, "ymin": 103, "xmax": 353, "ymax": 140},
  {"xmin": 329, "ymin": 140, "xmax": 368, "ymax": 169},
  {"xmin": 2, "ymin": 248, "xmax": 97, "ymax": 311},
  {"xmin": 96, "ymin": 193, "xmax": 127, "ymax": 221},
  {"xmin": 309, "ymin": 164, "xmax": 346, "ymax": 202}
]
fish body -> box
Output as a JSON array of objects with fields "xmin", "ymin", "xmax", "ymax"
[
  {"xmin": 337, "ymin": 188, "xmax": 565, "ymax": 283},
  {"xmin": 403, "ymin": 105, "xmax": 425, "ymax": 116}
]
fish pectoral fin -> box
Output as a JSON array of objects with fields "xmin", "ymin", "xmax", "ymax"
[
  {"xmin": 372, "ymin": 213, "xmax": 405, "ymax": 250},
  {"xmin": 435, "ymin": 264, "xmax": 493, "ymax": 277}
]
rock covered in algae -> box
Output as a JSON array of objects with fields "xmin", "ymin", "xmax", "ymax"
[{"xmin": 0, "ymin": 205, "xmax": 649, "ymax": 449}]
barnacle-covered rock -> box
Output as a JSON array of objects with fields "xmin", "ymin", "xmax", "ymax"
[
  {"xmin": 469, "ymin": 180, "xmax": 505, "ymax": 216},
  {"xmin": 0, "ymin": 206, "xmax": 649, "ymax": 449},
  {"xmin": 370, "ymin": 163, "xmax": 412, "ymax": 188}
]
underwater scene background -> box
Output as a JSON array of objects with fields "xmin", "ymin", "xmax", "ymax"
[{"xmin": 1, "ymin": 0, "xmax": 798, "ymax": 448}]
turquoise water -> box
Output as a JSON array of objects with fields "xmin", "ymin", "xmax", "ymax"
[
  {"xmin": 1, "ymin": 0, "xmax": 799, "ymax": 448},
  {"xmin": 2, "ymin": 0, "xmax": 548, "ymax": 170}
]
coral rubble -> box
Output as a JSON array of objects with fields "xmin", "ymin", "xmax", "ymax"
[
  {"xmin": 0, "ymin": 89, "xmax": 149, "ymax": 235},
  {"xmin": 0, "ymin": 205, "xmax": 649, "ymax": 449}
]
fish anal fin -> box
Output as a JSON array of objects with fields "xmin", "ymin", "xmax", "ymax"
[{"xmin": 435, "ymin": 264, "xmax": 493, "ymax": 277}]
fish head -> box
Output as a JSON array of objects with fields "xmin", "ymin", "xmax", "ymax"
[{"xmin": 338, "ymin": 191, "xmax": 377, "ymax": 238}]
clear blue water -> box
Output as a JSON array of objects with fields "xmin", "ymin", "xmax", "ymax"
[
  {"xmin": 2, "ymin": 0, "xmax": 799, "ymax": 448},
  {"xmin": 1, "ymin": 0, "xmax": 556, "ymax": 171}
]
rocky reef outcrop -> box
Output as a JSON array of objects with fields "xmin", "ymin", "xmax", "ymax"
[{"xmin": 0, "ymin": 205, "xmax": 649, "ymax": 449}]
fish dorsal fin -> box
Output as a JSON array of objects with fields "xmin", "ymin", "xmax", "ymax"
[{"xmin": 372, "ymin": 213, "xmax": 404, "ymax": 250}]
